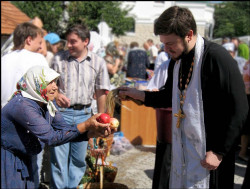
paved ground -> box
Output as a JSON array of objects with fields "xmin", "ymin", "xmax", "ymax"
[
  {"xmin": 106, "ymin": 145, "xmax": 248, "ymax": 189},
  {"xmin": 41, "ymin": 144, "xmax": 248, "ymax": 189}
]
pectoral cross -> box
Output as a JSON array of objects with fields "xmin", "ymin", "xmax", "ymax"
[{"xmin": 174, "ymin": 109, "xmax": 185, "ymax": 128}]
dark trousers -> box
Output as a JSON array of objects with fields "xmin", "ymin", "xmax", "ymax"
[{"xmin": 152, "ymin": 141, "xmax": 171, "ymax": 189}]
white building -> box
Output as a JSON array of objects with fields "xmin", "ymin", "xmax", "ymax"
[{"xmin": 113, "ymin": 1, "xmax": 215, "ymax": 47}]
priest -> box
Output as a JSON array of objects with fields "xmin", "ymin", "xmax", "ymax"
[{"xmin": 118, "ymin": 6, "xmax": 249, "ymax": 189}]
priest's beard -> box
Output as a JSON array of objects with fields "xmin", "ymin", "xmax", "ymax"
[{"xmin": 170, "ymin": 39, "xmax": 189, "ymax": 61}]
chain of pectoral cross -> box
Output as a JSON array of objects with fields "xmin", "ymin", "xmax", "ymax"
[{"xmin": 174, "ymin": 58, "xmax": 194, "ymax": 128}]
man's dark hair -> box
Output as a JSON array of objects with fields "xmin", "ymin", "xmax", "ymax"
[
  {"xmin": 13, "ymin": 22, "xmax": 44, "ymax": 50},
  {"xmin": 65, "ymin": 23, "xmax": 90, "ymax": 44},
  {"xmin": 154, "ymin": 6, "xmax": 197, "ymax": 38}
]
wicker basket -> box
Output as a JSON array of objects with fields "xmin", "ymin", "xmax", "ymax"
[
  {"xmin": 94, "ymin": 165, "xmax": 117, "ymax": 183},
  {"xmin": 105, "ymin": 134, "xmax": 114, "ymax": 156},
  {"xmin": 78, "ymin": 165, "xmax": 124, "ymax": 189}
]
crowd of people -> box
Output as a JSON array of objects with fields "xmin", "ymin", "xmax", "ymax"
[{"xmin": 1, "ymin": 5, "xmax": 250, "ymax": 189}]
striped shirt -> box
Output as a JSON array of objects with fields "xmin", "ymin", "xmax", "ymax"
[{"xmin": 51, "ymin": 50, "xmax": 110, "ymax": 105}]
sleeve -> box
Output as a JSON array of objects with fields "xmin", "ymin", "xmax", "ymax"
[
  {"xmin": 154, "ymin": 54, "xmax": 162, "ymax": 71},
  {"xmin": 12, "ymin": 99, "xmax": 88, "ymax": 147},
  {"xmin": 95, "ymin": 57, "xmax": 110, "ymax": 90},
  {"xmin": 202, "ymin": 43, "xmax": 249, "ymax": 156},
  {"xmin": 147, "ymin": 59, "xmax": 170, "ymax": 90},
  {"xmin": 39, "ymin": 53, "xmax": 50, "ymax": 67},
  {"xmin": 152, "ymin": 46, "xmax": 158, "ymax": 57},
  {"xmin": 1, "ymin": 56, "xmax": 14, "ymax": 108},
  {"xmin": 144, "ymin": 59, "xmax": 175, "ymax": 108}
]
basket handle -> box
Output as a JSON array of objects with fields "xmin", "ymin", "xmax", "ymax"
[{"xmin": 100, "ymin": 166, "xmax": 103, "ymax": 189}]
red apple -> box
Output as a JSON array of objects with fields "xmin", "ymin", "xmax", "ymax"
[
  {"xmin": 110, "ymin": 117, "xmax": 119, "ymax": 128},
  {"xmin": 96, "ymin": 113, "xmax": 110, "ymax": 124}
]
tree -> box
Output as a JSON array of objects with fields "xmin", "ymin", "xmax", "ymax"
[
  {"xmin": 67, "ymin": 1, "xmax": 134, "ymax": 36},
  {"xmin": 12, "ymin": 1, "xmax": 65, "ymax": 35},
  {"xmin": 11, "ymin": 1, "xmax": 134, "ymax": 37},
  {"xmin": 213, "ymin": 1, "xmax": 250, "ymax": 38}
]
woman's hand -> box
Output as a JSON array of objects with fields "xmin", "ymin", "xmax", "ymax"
[{"xmin": 77, "ymin": 113, "xmax": 116, "ymax": 138}]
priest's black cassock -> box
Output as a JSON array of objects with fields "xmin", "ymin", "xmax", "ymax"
[{"xmin": 144, "ymin": 38, "xmax": 249, "ymax": 189}]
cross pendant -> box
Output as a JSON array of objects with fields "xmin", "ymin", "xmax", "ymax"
[{"xmin": 174, "ymin": 109, "xmax": 185, "ymax": 128}]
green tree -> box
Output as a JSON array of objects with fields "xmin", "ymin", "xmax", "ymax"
[
  {"xmin": 67, "ymin": 1, "xmax": 134, "ymax": 36},
  {"xmin": 12, "ymin": 1, "xmax": 134, "ymax": 37},
  {"xmin": 213, "ymin": 1, "xmax": 250, "ymax": 38},
  {"xmin": 12, "ymin": 1, "xmax": 65, "ymax": 35}
]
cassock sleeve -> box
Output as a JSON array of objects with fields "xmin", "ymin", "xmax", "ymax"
[{"xmin": 201, "ymin": 41, "xmax": 249, "ymax": 156}]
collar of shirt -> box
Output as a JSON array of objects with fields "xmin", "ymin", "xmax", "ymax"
[{"xmin": 66, "ymin": 49, "xmax": 92, "ymax": 63}]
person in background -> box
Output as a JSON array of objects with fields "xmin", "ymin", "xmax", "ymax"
[
  {"xmin": 103, "ymin": 42, "xmax": 124, "ymax": 136},
  {"xmin": 1, "ymin": 66, "xmax": 113, "ymax": 189},
  {"xmin": 238, "ymin": 41, "xmax": 249, "ymax": 61},
  {"xmin": 154, "ymin": 44, "xmax": 170, "ymax": 71},
  {"xmin": 126, "ymin": 41, "xmax": 150, "ymax": 80},
  {"xmin": 242, "ymin": 60, "xmax": 250, "ymax": 189},
  {"xmin": 231, "ymin": 37, "xmax": 240, "ymax": 57},
  {"xmin": 231, "ymin": 37, "xmax": 250, "ymax": 61},
  {"xmin": 143, "ymin": 41, "xmax": 151, "ymax": 57},
  {"xmin": 222, "ymin": 36, "xmax": 230, "ymax": 45},
  {"xmin": 147, "ymin": 39, "xmax": 159, "ymax": 70},
  {"xmin": 1, "ymin": 22, "xmax": 48, "ymax": 108},
  {"xmin": 38, "ymin": 37, "xmax": 54, "ymax": 68},
  {"xmin": 104, "ymin": 42, "xmax": 124, "ymax": 89},
  {"xmin": 239, "ymin": 60, "xmax": 250, "ymax": 163},
  {"xmin": 44, "ymin": 33, "xmax": 62, "ymax": 55},
  {"xmin": 118, "ymin": 6, "xmax": 248, "ymax": 189},
  {"xmin": 222, "ymin": 42, "xmax": 247, "ymax": 75},
  {"xmin": 1, "ymin": 16, "xmax": 44, "ymax": 57},
  {"xmin": 50, "ymin": 23, "xmax": 110, "ymax": 189},
  {"xmin": 147, "ymin": 56, "xmax": 175, "ymax": 189}
]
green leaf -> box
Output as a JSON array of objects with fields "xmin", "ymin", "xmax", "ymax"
[{"xmin": 213, "ymin": 1, "xmax": 250, "ymax": 38}]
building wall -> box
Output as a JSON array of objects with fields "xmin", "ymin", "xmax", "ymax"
[
  {"xmin": 115, "ymin": 1, "xmax": 214, "ymax": 48},
  {"xmin": 117, "ymin": 23, "xmax": 160, "ymax": 48}
]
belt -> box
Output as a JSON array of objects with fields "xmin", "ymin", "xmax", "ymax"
[{"xmin": 69, "ymin": 104, "xmax": 91, "ymax": 110}]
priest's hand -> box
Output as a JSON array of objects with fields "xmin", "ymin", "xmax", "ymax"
[
  {"xmin": 200, "ymin": 151, "xmax": 223, "ymax": 171},
  {"xmin": 118, "ymin": 87, "xmax": 145, "ymax": 103}
]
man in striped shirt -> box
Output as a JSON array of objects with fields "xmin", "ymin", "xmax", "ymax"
[{"xmin": 50, "ymin": 24, "xmax": 110, "ymax": 189}]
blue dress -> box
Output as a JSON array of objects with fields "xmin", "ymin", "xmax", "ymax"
[{"xmin": 1, "ymin": 94, "xmax": 88, "ymax": 188}]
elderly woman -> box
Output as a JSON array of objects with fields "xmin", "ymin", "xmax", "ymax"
[{"xmin": 1, "ymin": 66, "xmax": 113, "ymax": 189}]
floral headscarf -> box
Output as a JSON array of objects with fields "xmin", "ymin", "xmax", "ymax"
[{"xmin": 11, "ymin": 66, "xmax": 60, "ymax": 117}]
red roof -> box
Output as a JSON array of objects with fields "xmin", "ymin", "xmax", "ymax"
[{"xmin": 1, "ymin": 1, "xmax": 31, "ymax": 35}]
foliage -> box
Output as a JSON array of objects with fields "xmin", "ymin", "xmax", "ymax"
[
  {"xmin": 12, "ymin": 1, "xmax": 65, "ymax": 35},
  {"xmin": 12, "ymin": 1, "xmax": 134, "ymax": 37},
  {"xmin": 213, "ymin": 1, "xmax": 250, "ymax": 38},
  {"xmin": 67, "ymin": 1, "xmax": 134, "ymax": 36}
]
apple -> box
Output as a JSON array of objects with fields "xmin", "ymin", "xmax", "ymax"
[
  {"xmin": 96, "ymin": 113, "xmax": 110, "ymax": 124},
  {"xmin": 110, "ymin": 117, "xmax": 119, "ymax": 128}
]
